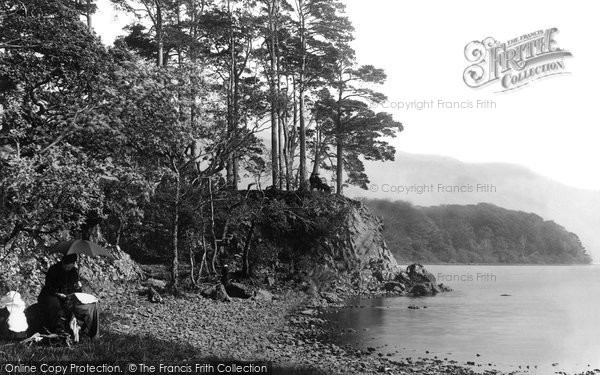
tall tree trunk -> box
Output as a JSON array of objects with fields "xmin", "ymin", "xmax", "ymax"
[
  {"xmin": 275, "ymin": 20, "xmax": 284, "ymax": 190},
  {"xmin": 189, "ymin": 234, "xmax": 195, "ymax": 285},
  {"xmin": 336, "ymin": 79, "xmax": 344, "ymax": 195},
  {"xmin": 336, "ymin": 139, "xmax": 343, "ymax": 195},
  {"xmin": 312, "ymin": 128, "xmax": 321, "ymax": 175},
  {"xmin": 229, "ymin": 0, "xmax": 239, "ymax": 189},
  {"xmin": 86, "ymin": 0, "xmax": 92, "ymax": 30},
  {"xmin": 212, "ymin": 219, "xmax": 229, "ymax": 274},
  {"xmin": 226, "ymin": 0, "xmax": 235, "ymax": 187},
  {"xmin": 242, "ymin": 222, "xmax": 255, "ymax": 277},
  {"xmin": 196, "ymin": 226, "xmax": 208, "ymax": 284},
  {"xmin": 176, "ymin": 0, "xmax": 182, "ymax": 65},
  {"xmin": 171, "ymin": 171, "xmax": 180, "ymax": 291},
  {"xmin": 282, "ymin": 108, "xmax": 291, "ymax": 190},
  {"xmin": 291, "ymin": 78, "xmax": 298, "ymax": 184},
  {"xmin": 156, "ymin": 0, "xmax": 164, "ymax": 66},
  {"xmin": 297, "ymin": 0, "xmax": 307, "ymax": 188},
  {"xmin": 209, "ymin": 180, "xmax": 219, "ymax": 275},
  {"xmin": 278, "ymin": 115, "xmax": 283, "ymax": 189},
  {"xmin": 269, "ymin": 2, "xmax": 279, "ymax": 188}
]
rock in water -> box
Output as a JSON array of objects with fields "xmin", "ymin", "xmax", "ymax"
[
  {"xmin": 409, "ymin": 283, "xmax": 432, "ymax": 297},
  {"xmin": 407, "ymin": 264, "xmax": 437, "ymax": 284}
]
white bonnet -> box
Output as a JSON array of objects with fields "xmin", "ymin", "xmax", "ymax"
[{"xmin": 0, "ymin": 291, "xmax": 25, "ymax": 309}]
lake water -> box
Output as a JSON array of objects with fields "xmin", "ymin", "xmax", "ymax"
[{"xmin": 323, "ymin": 265, "xmax": 600, "ymax": 374}]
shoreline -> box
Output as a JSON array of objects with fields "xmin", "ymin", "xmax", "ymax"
[
  {"xmin": 0, "ymin": 285, "xmax": 499, "ymax": 374},
  {"xmin": 301, "ymin": 293, "xmax": 600, "ymax": 375},
  {"xmin": 2, "ymin": 285, "xmax": 597, "ymax": 375}
]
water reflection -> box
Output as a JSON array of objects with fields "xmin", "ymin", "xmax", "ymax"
[{"xmin": 323, "ymin": 265, "xmax": 600, "ymax": 374}]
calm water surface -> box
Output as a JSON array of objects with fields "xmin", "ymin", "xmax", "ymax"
[{"xmin": 323, "ymin": 265, "xmax": 600, "ymax": 374}]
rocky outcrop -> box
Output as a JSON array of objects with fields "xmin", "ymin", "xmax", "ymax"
[
  {"xmin": 292, "ymin": 199, "xmax": 451, "ymax": 299},
  {"xmin": 325, "ymin": 200, "xmax": 399, "ymax": 275},
  {"xmin": 0, "ymin": 244, "xmax": 143, "ymax": 303}
]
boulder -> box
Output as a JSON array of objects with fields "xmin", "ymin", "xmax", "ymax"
[
  {"xmin": 394, "ymin": 271, "xmax": 412, "ymax": 285},
  {"xmin": 1, "ymin": 244, "xmax": 143, "ymax": 302},
  {"xmin": 438, "ymin": 283, "xmax": 452, "ymax": 292},
  {"xmin": 201, "ymin": 284, "xmax": 231, "ymax": 302},
  {"xmin": 409, "ymin": 282, "xmax": 438, "ymax": 297},
  {"xmin": 145, "ymin": 278, "xmax": 168, "ymax": 291},
  {"xmin": 382, "ymin": 281, "xmax": 405, "ymax": 292},
  {"xmin": 225, "ymin": 282, "xmax": 253, "ymax": 299},
  {"xmin": 300, "ymin": 309, "xmax": 316, "ymax": 316},
  {"xmin": 320, "ymin": 292, "xmax": 343, "ymax": 304},
  {"xmin": 147, "ymin": 287, "xmax": 163, "ymax": 303},
  {"xmin": 407, "ymin": 264, "xmax": 437, "ymax": 284},
  {"xmin": 253, "ymin": 289, "xmax": 273, "ymax": 302}
]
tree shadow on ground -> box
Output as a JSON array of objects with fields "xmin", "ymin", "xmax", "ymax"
[{"xmin": 0, "ymin": 330, "xmax": 326, "ymax": 375}]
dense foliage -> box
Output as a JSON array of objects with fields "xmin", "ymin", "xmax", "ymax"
[
  {"xmin": 0, "ymin": 0, "xmax": 402, "ymax": 290},
  {"xmin": 365, "ymin": 200, "xmax": 592, "ymax": 264}
]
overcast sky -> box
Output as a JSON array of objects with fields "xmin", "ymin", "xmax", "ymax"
[{"xmin": 92, "ymin": 0, "xmax": 600, "ymax": 190}]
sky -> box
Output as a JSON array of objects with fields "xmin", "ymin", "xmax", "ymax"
[{"xmin": 92, "ymin": 0, "xmax": 600, "ymax": 190}]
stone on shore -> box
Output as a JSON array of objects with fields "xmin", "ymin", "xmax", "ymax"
[
  {"xmin": 145, "ymin": 278, "xmax": 168, "ymax": 291},
  {"xmin": 225, "ymin": 282, "xmax": 253, "ymax": 299},
  {"xmin": 321, "ymin": 292, "xmax": 344, "ymax": 304},
  {"xmin": 253, "ymin": 289, "xmax": 274, "ymax": 302},
  {"xmin": 201, "ymin": 284, "xmax": 231, "ymax": 302}
]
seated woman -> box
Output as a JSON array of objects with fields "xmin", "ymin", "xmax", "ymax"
[
  {"xmin": 0, "ymin": 291, "xmax": 28, "ymax": 340},
  {"xmin": 37, "ymin": 254, "xmax": 99, "ymax": 339}
]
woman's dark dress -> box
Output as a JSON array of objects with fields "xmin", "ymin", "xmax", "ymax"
[{"xmin": 37, "ymin": 262, "xmax": 82, "ymax": 333}]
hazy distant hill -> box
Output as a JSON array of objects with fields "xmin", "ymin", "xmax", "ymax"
[
  {"xmin": 363, "ymin": 200, "xmax": 592, "ymax": 264},
  {"xmin": 346, "ymin": 152, "xmax": 600, "ymax": 262}
]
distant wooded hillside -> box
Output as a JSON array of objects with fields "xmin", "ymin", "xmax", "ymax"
[{"xmin": 364, "ymin": 200, "xmax": 592, "ymax": 264}]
